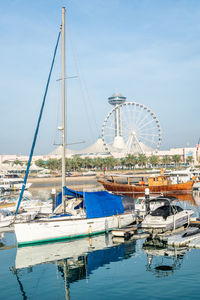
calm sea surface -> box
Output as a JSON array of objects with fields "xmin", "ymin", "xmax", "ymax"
[{"xmin": 1, "ymin": 189, "xmax": 200, "ymax": 300}]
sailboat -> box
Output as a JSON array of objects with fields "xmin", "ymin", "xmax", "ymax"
[{"xmin": 14, "ymin": 7, "xmax": 136, "ymax": 246}]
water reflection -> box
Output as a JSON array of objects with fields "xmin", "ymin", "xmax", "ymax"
[
  {"xmin": 12, "ymin": 234, "xmax": 136, "ymax": 299},
  {"xmin": 0, "ymin": 233, "xmax": 5, "ymax": 248},
  {"xmin": 143, "ymin": 237, "xmax": 188, "ymax": 278},
  {"xmin": 192, "ymin": 190, "xmax": 200, "ymax": 206}
]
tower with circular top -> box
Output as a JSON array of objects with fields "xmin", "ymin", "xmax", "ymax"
[{"xmin": 107, "ymin": 93, "xmax": 126, "ymax": 149}]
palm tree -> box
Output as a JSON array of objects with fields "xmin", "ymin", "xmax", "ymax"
[
  {"xmin": 46, "ymin": 159, "xmax": 59, "ymax": 171},
  {"xmin": 13, "ymin": 159, "xmax": 23, "ymax": 166},
  {"xmin": 149, "ymin": 155, "xmax": 160, "ymax": 167},
  {"xmin": 35, "ymin": 159, "xmax": 46, "ymax": 168},
  {"xmin": 65, "ymin": 158, "xmax": 71, "ymax": 171},
  {"xmin": 82, "ymin": 157, "xmax": 94, "ymax": 170},
  {"xmin": 71, "ymin": 156, "xmax": 83, "ymax": 171},
  {"xmin": 103, "ymin": 156, "xmax": 116, "ymax": 170},
  {"xmin": 93, "ymin": 157, "xmax": 104, "ymax": 170},
  {"xmin": 120, "ymin": 157, "xmax": 126, "ymax": 169},
  {"xmin": 124, "ymin": 154, "xmax": 138, "ymax": 169},
  {"xmin": 137, "ymin": 153, "xmax": 148, "ymax": 168},
  {"xmin": 186, "ymin": 156, "xmax": 194, "ymax": 165},
  {"xmin": 161, "ymin": 155, "xmax": 171, "ymax": 167},
  {"xmin": 171, "ymin": 155, "xmax": 182, "ymax": 167},
  {"xmin": 2, "ymin": 160, "xmax": 10, "ymax": 164}
]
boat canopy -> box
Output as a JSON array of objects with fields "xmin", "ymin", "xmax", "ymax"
[
  {"xmin": 151, "ymin": 205, "xmax": 183, "ymax": 219},
  {"xmin": 54, "ymin": 187, "xmax": 124, "ymax": 218},
  {"xmin": 149, "ymin": 196, "xmax": 177, "ymax": 203}
]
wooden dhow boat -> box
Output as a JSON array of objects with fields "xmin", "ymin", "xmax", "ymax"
[{"xmin": 98, "ymin": 171, "xmax": 195, "ymax": 197}]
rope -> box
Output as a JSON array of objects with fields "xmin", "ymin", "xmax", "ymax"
[{"xmin": 15, "ymin": 30, "xmax": 61, "ymax": 215}]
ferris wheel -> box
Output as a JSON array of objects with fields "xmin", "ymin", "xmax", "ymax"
[{"xmin": 102, "ymin": 102, "xmax": 162, "ymax": 154}]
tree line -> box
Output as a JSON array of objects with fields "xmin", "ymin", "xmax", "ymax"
[{"xmin": 34, "ymin": 154, "xmax": 193, "ymax": 172}]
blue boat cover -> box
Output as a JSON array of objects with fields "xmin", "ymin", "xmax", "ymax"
[
  {"xmin": 54, "ymin": 186, "xmax": 124, "ymax": 218},
  {"xmin": 84, "ymin": 190, "xmax": 124, "ymax": 218}
]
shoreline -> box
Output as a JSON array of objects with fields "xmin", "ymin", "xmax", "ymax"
[{"xmin": 28, "ymin": 175, "xmax": 102, "ymax": 190}]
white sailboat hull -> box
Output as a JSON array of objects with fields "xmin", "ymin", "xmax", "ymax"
[{"xmin": 14, "ymin": 212, "xmax": 136, "ymax": 246}]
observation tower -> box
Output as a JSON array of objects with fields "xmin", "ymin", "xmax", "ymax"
[{"xmin": 107, "ymin": 93, "xmax": 126, "ymax": 149}]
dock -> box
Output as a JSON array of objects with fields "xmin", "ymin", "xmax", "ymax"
[
  {"xmin": 112, "ymin": 225, "xmax": 138, "ymax": 239},
  {"xmin": 112, "ymin": 222, "xmax": 150, "ymax": 240},
  {"xmin": 158, "ymin": 226, "xmax": 200, "ymax": 248}
]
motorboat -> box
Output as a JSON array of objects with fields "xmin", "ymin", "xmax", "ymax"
[
  {"xmin": 135, "ymin": 196, "xmax": 166, "ymax": 217},
  {"xmin": 0, "ymin": 173, "xmax": 32, "ymax": 191},
  {"xmin": 0, "ymin": 208, "xmax": 37, "ymax": 228},
  {"xmin": 164, "ymin": 168, "xmax": 193, "ymax": 184},
  {"xmin": 0, "ymin": 193, "xmax": 52, "ymax": 215},
  {"xmin": 141, "ymin": 196, "xmax": 194, "ymax": 233}
]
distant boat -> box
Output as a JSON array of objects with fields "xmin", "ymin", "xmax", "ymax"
[
  {"xmin": 98, "ymin": 171, "xmax": 194, "ymax": 196},
  {"xmin": 14, "ymin": 7, "xmax": 136, "ymax": 246},
  {"xmin": 0, "ymin": 173, "xmax": 32, "ymax": 192}
]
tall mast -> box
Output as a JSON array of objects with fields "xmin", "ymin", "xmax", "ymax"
[{"xmin": 61, "ymin": 7, "xmax": 66, "ymax": 212}]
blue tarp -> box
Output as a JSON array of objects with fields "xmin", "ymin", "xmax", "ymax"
[
  {"xmin": 54, "ymin": 186, "xmax": 124, "ymax": 218},
  {"xmin": 84, "ymin": 191, "xmax": 124, "ymax": 218}
]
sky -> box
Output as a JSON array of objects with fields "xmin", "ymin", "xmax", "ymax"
[{"xmin": 1, "ymin": 0, "xmax": 200, "ymax": 155}]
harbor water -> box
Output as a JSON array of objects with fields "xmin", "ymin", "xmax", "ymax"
[{"xmin": 1, "ymin": 189, "xmax": 200, "ymax": 300}]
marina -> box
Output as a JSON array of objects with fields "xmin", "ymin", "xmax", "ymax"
[
  {"xmin": 1, "ymin": 1, "xmax": 200, "ymax": 299},
  {"xmin": 1, "ymin": 188, "xmax": 200, "ymax": 300},
  {"xmin": 1, "ymin": 174, "xmax": 200, "ymax": 299}
]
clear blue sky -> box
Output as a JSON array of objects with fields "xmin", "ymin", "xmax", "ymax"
[{"xmin": 1, "ymin": 0, "xmax": 200, "ymax": 155}]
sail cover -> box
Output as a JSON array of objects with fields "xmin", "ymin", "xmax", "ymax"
[
  {"xmin": 54, "ymin": 187, "xmax": 83, "ymax": 210},
  {"xmin": 54, "ymin": 187, "xmax": 124, "ymax": 218},
  {"xmin": 84, "ymin": 191, "xmax": 124, "ymax": 218}
]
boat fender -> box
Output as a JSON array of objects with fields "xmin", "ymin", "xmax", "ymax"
[
  {"xmin": 88, "ymin": 225, "xmax": 92, "ymax": 235},
  {"xmin": 105, "ymin": 219, "xmax": 109, "ymax": 233},
  {"xmin": 118, "ymin": 216, "xmax": 121, "ymax": 228}
]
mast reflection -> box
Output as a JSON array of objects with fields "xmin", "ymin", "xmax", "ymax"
[{"xmin": 13, "ymin": 234, "xmax": 136, "ymax": 299}]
